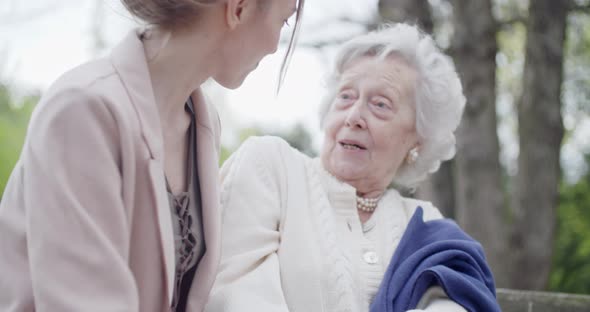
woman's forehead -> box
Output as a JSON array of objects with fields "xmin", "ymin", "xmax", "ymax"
[
  {"xmin": 339, "ymin": 56, "xmax": 417, "ymax": 91},
  {"xmin": 342, "ymin": 54, "xmax": 413, "ymax": 74}
]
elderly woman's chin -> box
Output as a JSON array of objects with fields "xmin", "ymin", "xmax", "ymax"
[{"xmin": 321, "ymin": 151, "xmax": 369, "ymax": 183}]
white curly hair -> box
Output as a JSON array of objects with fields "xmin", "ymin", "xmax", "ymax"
[{"xmin": 319, "ymin": 23, "xmax": 466, "ymax": 189}]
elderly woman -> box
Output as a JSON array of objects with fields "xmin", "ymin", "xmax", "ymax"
[
  {"xmin": 0, "ymin": 0, "xmax": 304, "ymax": 311},
  {"xmin": 205, "ymin": 23, "xmax": 498, "ymax": 312}
]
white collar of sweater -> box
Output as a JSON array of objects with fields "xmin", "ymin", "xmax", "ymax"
[
  {"xmin": 312, "ymin": 158, "xmax": 357, "ymax": 216},
  {"xmin": 311, "ymin": 158, "xmax": 403, "ymax": 220}
]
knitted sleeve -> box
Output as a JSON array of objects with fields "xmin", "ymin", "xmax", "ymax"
[{"xmin": 205, "ymin": 136, "xmax": 290, "ymax": 312}]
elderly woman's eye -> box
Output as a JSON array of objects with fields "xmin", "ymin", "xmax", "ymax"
[
  {"xmin": 339, "ymin": 92, "xmax": 354, "ymax": 100},
  {"xmin": 373, "ymin": 101, "xmax": 390, "ymax": 109}
]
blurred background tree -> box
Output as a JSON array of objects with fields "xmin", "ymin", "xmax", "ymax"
[
  {"xmin": 550, "ymin": 155, "xmax": 590, "ymax": 294},
  {"xmin": 0, "ymin": 84, "xmax": 37, "ymax": 199},
  {"xmin": 369, "ymin": 0, "xmax": 589, "ymax": 291}
]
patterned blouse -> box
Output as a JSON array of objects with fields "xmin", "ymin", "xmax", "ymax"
[{"xmin": 165, "ymin": 97, "xmax": 206, "ymax": 312}]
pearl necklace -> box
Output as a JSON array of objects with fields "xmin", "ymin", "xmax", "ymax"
[{"xmin": 356, "ymin": 195, "xmax": 381, "ymax": 212}]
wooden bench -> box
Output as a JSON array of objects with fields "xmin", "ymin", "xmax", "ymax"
[{"xmin": 497, "ymin": 289, "xmax": 590, "ymax": 312}]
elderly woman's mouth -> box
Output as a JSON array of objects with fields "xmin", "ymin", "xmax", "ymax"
[{"xmin": 339, "ymin": 141, "xmax": 367, "ymax": 150}]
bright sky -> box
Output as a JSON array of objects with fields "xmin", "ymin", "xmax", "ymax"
[
  {"xmin": 0, "ymin": 0, "xmax": 375, "ymax": 150},
  {"xmin": 1, "ymin": 0, "xmax": 588, "ymax": 182}
]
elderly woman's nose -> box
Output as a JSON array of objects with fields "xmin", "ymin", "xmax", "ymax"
[{"xmin": 344, "ymin": 102, "xmax": 366, "ymax": 128}]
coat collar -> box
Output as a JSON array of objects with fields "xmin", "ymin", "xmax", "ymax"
[
  {"xmin": 109, "ymin": 29, "xmax": 176, "ymax": 305},
  {"xmin": 110, "ymin": 29, "xmax": 164, "ymax": 161},
  {"xmin": 110, "ymin": 30, "xmax": 216, "ymax": 157},
  {"xmin": 109, "ymin": 30, "xmax": 221, "ymax": 309}
]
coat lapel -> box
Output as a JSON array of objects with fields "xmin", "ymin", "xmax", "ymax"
[
  {"xmin": 187, "ymin": 90, "xmax": 222, "ymax": 309},
  {"xmin": 110, "ymin": 30, "xmax": 175, "ymax": 305},
  {"xmin": 147, "ymin": 160, "xmax": 175, "ymax": 305}
]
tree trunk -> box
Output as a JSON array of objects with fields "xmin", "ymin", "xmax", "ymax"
[
  {"xmin": 417, "ymin": 161, "xmax": 456, "ymax": 219},
  {"xmin": 512, "ymin": 0, "xmax": 567, "ymax": 290},
  {"xmin": 378, "ymin": 0, "xmax": 433, "ymax": 34},
  {"xmin": 449, "ymin": 0, "xmax": 509, "ymax": 287}
]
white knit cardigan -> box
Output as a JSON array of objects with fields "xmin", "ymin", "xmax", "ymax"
[{"xmin": 205, "ymin": 136, "xmax": 466, "ymax": 312}]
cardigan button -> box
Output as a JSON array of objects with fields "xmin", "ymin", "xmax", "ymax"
[{"xmin": 363, "ymin": 251, "xmax": 379, "ymax": 264}]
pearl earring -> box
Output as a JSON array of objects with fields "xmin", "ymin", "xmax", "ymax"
[{"xmin": 407, "ymin": 148, "xmax": 419, "ymax": 165}]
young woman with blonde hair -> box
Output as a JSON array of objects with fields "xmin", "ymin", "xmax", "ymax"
[{"xmin": 0, "ymin": 1, "xmax": 304, "ymax": 311}]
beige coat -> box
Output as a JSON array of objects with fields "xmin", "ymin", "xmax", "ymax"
[{"xmin": 0, "ymin": 30, "xmax": 221, "ymax": 312}]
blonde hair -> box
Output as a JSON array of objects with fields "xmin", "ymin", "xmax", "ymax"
[
  {"xmin": 121, "ymin": 0, "xmax": 217, "ymax": 30},
  {"xmin": 121, "ymin": 0, "xmax": 305, "ymax": 90}
]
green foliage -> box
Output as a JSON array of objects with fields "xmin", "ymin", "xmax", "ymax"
[
  {"xmin": 550, "ymin": 16, "xmax": 590, "ymax": 293},
  {"xmin": 564, "ymin": 12, "xmax": 590, "ymax": 119},
  {"xmin": 497, "ymin": 22, "xmax": 526, "ymax": 100},
  {"xmin": 549, "ymin": 156, "xmax": 590, "ymax": 294},
  {"xmin": 0, "ymin": 85, "xmax": 37, "ymax": 199},
  {"xmin": 494, "ymin": 0, "xmax": 529, "ymax": 22}
]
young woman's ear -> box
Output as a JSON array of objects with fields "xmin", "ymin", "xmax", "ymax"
[{"xmin": 225, "ymin": 0, "xmax": 256, "ymax": 29}]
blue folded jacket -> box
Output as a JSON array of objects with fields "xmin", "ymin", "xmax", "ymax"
[{"xmin": 370, "ymin": 207, "xmax": 501, "ymax": 312}]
